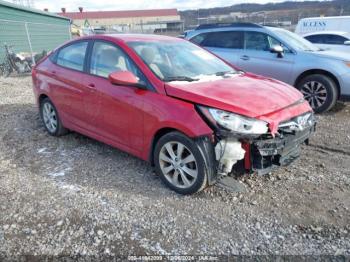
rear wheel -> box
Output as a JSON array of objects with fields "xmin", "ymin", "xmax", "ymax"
[
  {"xmin": 2, "ymin": 62, "xmax": 11, "ymax": 77},
  {"xmin": 40, "ymin": 98, "xmax": 68, "ymax": 136},
  {"xmin": 297, "ymin": 74, "xmax": 338, "ymax": 113},
  {"xmin": 154, "ymin": 132, "xmax": 208, "ymax": 195}
]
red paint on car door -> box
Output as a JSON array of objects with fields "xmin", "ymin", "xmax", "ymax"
[
  {"xmin": 49, "ymin": 64, "xmax": 87, "ymax": 128},
  {"xmin": 84, "ymin": 75, "xmax": 145, "ymax": 151}
]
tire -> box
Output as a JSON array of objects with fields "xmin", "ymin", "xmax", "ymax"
[
  {"xmin": 153, "ymin": 131, "xmax": 208, "ymax": 195},
  {"xmin": 40, "ymin": 97, "xmax": 68, "ymax": 136},
  {"xmin": 296, "ymin": 74, "xmax": 338, "ymax": 113},
  {"xmin": 2, "ymin": 63, "xmax": 11, "ymax": 78}
]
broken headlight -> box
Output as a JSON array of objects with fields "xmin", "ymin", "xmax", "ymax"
[{"xmin": 198, "ymin": 106, "xmax": 268, "ymax": 135}]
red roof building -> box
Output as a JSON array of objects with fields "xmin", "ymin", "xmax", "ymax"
[{"xmin": 58, "ymin": 8, "xmax": 182, "ymax": 35}]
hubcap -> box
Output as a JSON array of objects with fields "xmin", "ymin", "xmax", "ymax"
[
  {"xmin": 42, "ymin": 102, "xmax": 58, "ymax": 133},
  {"xmin": 159, "ymin": 141, "xmax": 198, "ymax": 189},
  {"xmin": 301, "ymin": 81, "xmax": 327, "ymax": 110}
]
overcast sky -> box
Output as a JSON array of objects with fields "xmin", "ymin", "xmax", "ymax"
[{"xmin": 20, "ymin": 0, "xmax": 316, "ymax": 12}]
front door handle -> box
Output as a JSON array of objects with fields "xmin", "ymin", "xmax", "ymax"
[
  {"xmin": 87, "ymin": 83, "xmax": 96, "ymax": 92},
  {"xmin": 240, "ymin": 55, "xmax": 250, "ymax": 61}
]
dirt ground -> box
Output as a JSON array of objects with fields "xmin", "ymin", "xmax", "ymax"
[{"xmin": 0, "ymin": 75, "xmax": 349, "ymax": 257}]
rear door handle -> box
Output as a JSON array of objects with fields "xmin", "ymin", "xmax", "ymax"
[
  {"xmin": 240, "ymin": 55, "xmax": 250, "ymax": 61},
  {"xmin": 88, "ymin": 83, "xmax": 95, "ymax": 88}
]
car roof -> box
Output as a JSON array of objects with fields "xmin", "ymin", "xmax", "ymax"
[
  {"xmin": 303, "ymin": 31, "xmax": 350, "ymax": 37},
  {"xmin": 55, "ymin": 34, "xmax": 185, "ymax": 53},
  {"xmin": 97, "ymin": 33, "xmax": 182, "ymax": 42},
  {"xmin": 186, "ymin": 23, "xmax": 268, "ymax": 39},
  {"xmin": 195, "ymin": 22, "xmax": 263, "ymax": 30}
]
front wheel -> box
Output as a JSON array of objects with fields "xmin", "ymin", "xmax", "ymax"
[
  {"xmin": 296, "ymin": 74, "xmax": 338, "ymax": 113},
  {"xmin": 153, "ymin": 132, "xmax": 208, "ymax": 195}
]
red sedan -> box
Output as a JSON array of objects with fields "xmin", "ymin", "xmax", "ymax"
[{"xmin": 32, "ymin": 34, "xmax": 315, "ymax": 194}]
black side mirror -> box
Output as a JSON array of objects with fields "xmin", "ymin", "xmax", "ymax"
[{"xmin": 270, "ymin": 45, "xmax": 284, "ymax": 58}]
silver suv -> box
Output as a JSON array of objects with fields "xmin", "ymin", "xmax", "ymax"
[{"xmin": 186, "ymin": 23, "xmax": 350, "ymax": 113}]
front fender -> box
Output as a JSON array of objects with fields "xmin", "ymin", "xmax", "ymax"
[
  {"xmin": 293, "ymin": 54, "xmax": 346, "ymax": 86},
  {"xmin": 140, "ymin": 92, "xmax": 213, "ymax": 161}
]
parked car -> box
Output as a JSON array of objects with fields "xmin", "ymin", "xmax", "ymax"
[
  {"xmin": 186, "ymin": 23, "xmax": 350, "ymax": 113},
  {"xmin": 303, "ymin": 31, "xmax": 350, "ymax": 52},
  {"xmin": 32, "ymin": 34, "xmax": 315, "ymax": 194},
  {"xmin": 295, "ymin": 16, "xmax": 350, "ymax": 35}
]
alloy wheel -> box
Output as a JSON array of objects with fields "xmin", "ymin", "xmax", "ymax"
[
  {"xmin": 42, "ymin": 102, "xmax": 58, "ymax": 133},
  {"xmin": 300, "ymin": 81, "xmax": 327, "ymax": 110},
  {"xmin": 159, "ymin": 141, "xmax": 198, "ymax": 189}
]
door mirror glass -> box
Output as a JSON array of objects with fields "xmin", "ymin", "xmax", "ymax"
[
  {"xmin": 109, "ymin": 71, "xmax": 146, "ymax": 88},
  {"xmin": 344, "ymin": 40, "xmax": 350, "ymax": 46},
  {"xmin": 270, "ymin": 45, "xmax": 284, "ymax": 58}
]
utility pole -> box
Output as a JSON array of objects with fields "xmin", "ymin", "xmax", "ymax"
[{"xmin": 197, "ymin": 9, "xmax": 200, "ymax": 26}]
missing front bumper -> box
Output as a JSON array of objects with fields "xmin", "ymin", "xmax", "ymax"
[
  {"xmin": 250, "ymin": 125, "xmax": 315, "ymax": 175},
  {"xmin": 203, "ymin": 113, "xmax": 315, "ymax": 182}
]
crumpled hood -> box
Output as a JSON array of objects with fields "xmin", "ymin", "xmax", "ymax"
[
  {"xmin": 312, "ymin": 49, "xmax": 350, "ymax": 61},
  {"xmin": 165, "ymin": 73, "xmax": 305, "ymax": 118},
  {"xmin": 165, "ymin": 73, "xmax": 312, "ymax": 134}
]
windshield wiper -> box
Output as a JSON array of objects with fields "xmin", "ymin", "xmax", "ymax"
[
  {"xmin": 215, "ymin": 71, "xmax": 236, "ymax": 76},
  {"xmin": 163, "ymin": 76, "xmax": 199, "ymax": 82}
]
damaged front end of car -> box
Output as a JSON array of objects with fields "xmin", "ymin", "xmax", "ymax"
[
  {"xmin": 196, "ymin": 105, "xmax": 316, "ymax": 182},
  {"xmin": 249, "ymin": 113, "xmax": 316, "ymax": 175}
]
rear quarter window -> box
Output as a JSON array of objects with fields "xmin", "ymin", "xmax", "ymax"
[
  {"xmin": 305, "ymin": 35, "xmax": 326, "ymax": 44},
  {"xmin": 56, "ymin": 41, "xmax": 88, "ymax": 71},
  {"xmin": 305, "ymin": 34, "xmax": 348, "ymax": 45}
]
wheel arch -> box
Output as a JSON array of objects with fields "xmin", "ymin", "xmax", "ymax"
[
  {"xmin": 294, "ymin": 69, "xmax": 340, "ymax": 98},
  {"xmin": 148, "ymin": 127, "xmax": 181, "ymax": 165},
  {"xmin": 38, "ymin": 93, "xmax": 49, "ymax": 105},
  {"xmin": 149, "ymin": 127, "xmax": 218, "ymax": 190}
]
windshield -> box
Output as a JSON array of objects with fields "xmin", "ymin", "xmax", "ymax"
[
  {"xmin": 127, "ymin": 40, "xmax": 236, "ymax": 82},
  {"xmin": 270, "ymin": 28, "xmax": 320, "ymax": 52}
]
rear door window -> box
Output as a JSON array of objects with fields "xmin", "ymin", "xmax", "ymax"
[
  {"xmin": 56, "ymin": 41, "xmax": 88, "ymax": 71},
  {"xmin": 191, "ymin": 31, "xmax": 244, "ymax": 49}
]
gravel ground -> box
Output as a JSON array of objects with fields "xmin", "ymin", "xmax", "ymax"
[{"xmin": 0, "ymin": 75, "xmax": 349, "ymax": 257}]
